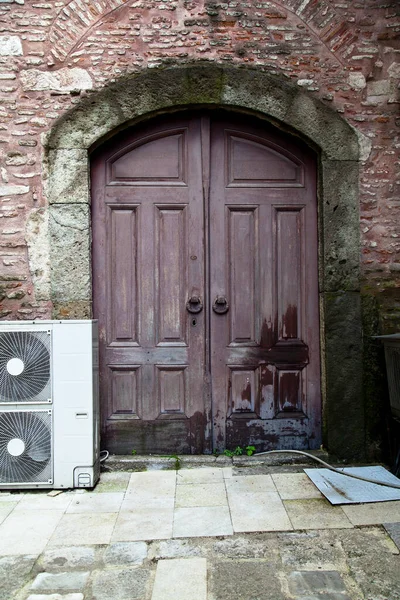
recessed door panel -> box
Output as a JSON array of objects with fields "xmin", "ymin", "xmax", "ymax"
[
  {"xmin": 228, "ymin": 207, "xmax": 258, "ymax": 345},
  {"xmin": 108, "ymin": 206, "xmax": 138, "ymax": 344},
  {"xmin": 156, "ymin": 206, "xmax": 187, "ymax": 345}
]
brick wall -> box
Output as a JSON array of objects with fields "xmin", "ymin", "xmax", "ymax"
[{"xmin": 0, "ymin": 0, "xmax": 399, "ymax": 322}]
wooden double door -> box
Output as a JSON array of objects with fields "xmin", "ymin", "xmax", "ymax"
[{"xmin": 91, "ymin": 112, "xmax": 321, "ymax": 454}]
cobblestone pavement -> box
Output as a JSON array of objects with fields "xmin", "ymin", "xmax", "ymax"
[{"xmin": 0, "ymin": 467, "xmax": 399, "ymax": 600}]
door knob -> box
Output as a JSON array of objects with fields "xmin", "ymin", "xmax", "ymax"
[
  {"xmin": 186, "ymin": 296, "xmax": 203, "ymax": 314},
  {"xmin": 212, "ymin": 296, "xmax": 229, "ymax": 314}
]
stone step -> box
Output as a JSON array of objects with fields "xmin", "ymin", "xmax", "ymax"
[{"xmin": 102, "ymin": 449, "xmax": 336, "ymax": 474}]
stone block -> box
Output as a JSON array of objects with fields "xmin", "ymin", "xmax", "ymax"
[
  {"xmin": 52, "ymin": 301, "xmax": 92, "ymax": 320},
  {"xmin": 21, "ymin": 68, "xmax": 92, "ymax": 93},
  {"xmin": 339, "ymin": 527, "xmax": 400, "ymax": 600},
  {"xmin": 367, "ymin": 79, "xmax": 390, "ymax": 96},
  {"xmin": 26, "ymin": 208, "xmax": 51, "ymax": 302},
  {"xmin": 150, "ymin": 539, "xmax": 203, "ymax": 559},
  {"xmin": 27, "ymin": 595, "xmax": 83, "ymax": 600},
  {"xmin": 388, "ymin": 62, "xmax": 400, "ymax": 78},
  {"xmin": 348, "ymin": 72, "xmax": 366, "ymax": 90},
  {"xmin": 0, "ymin": 555, "xmax": 36, "ymax": 600},
  {"xmin": 288, "ymin": 570, "xmax": 348, "ymax": 595},
  {"xmin": 285, "ymin": 92, "xmax": 360, "ymax": 161},
  {"xmin": 209, "ymin": 560, "xmax": 286, "ymax": 600},
  {"xmin": 45, "ymin": 95, "xmax": 122, "ymax": 150},
  {"xmin": 40, "ymin": 547, "xmax": 96, "ymax": 570},
  {"xmin": 91, "ymin": 567, "xmax": 150, "ymax": 600},
  {"xmin": 49, "ymin": 205, "xmax": 91, "ymax": 303},
  {"xmin": 151, "ymin": 558, "xmax": 207, "ymax": 600},
  {"xmin": 0, "ymin": 36, "xmax": 23, "ymax": 56},
  {"xmin": 321, "ymin": 161, "xmax": 361, "ymax": 292},
  {"xmin": 46, "ymin": 149, "xmax": 89, "ymax": 205},
  {"xmin": 0, "ymin": 184, "xmax": 29, "ymax": 196},
  {"xmin": 213, "ymin": 536, "xmax": 280, "ymax": 561},
  {"xmin": 221, "ymin": 67, "xmax": 294, "ymax": 124},
  {"xmin": 323, "ymin": 291, "xmax": 364, "ymax": 459},
  {"xmin": 279, "ymin": 530, "xmax": 345, "ymax": 570},
  {"xmin": 103, "ymin": 542, "xmax": 147, "ymax": 566},
  {"xmin": 31, "ymin": 571, "xmax": 89, "ymax": 592}
]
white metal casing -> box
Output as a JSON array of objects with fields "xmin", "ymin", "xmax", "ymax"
[{"xmin": 0, "ymin": 320, "xmax": 100, "ymax": 489}]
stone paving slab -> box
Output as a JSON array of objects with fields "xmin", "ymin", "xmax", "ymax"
[
  {"xmin": 225, "ymin": 473, "xmax": 276, "ymax": 493},
  {"xmin": 27, "ymin": 595, "xmax": 84, "ymax": 600},
  {"xmin": 30, "ymin": 571, "xmax": 90, "ymax": 593},
  {"xmin": 66, "ymin": 492, "xmax": 124, "ymax": 514},
  {"xmin": 14, "ymin": 493, "xmax": 73, "ymax": 512},
  {"xmin": 151, "ymin": 557, "xmax": 207, "ymax": 600},
  {"xmin": 173, "ymin": 506, "xmax": 233, "ymax": 537},
  {"xmin": 228, "ymin": 490, "xmax": 293, "ymax": 532},
  {"xmin": 284, "ymin": 499, "xmax": 354, "ymax": 530},
  {"xmin": 175, "ymin": 482, "xmax": 227, "ymax": 508},
  {"xmin": 103, "ymin": 541, "xmax": 148, "ymax": 566},
  {"xmin": 342, "ymin": 499, "xmax": 400, "ymax": 525},
  {"xmin": 176, "ymin": 467, "xmax": 225, "ymax": 485},
  {"xmin": 0, "ymin": 501, "xmax": 17, "ymax": 524},
  {"xmin": 92, "ymin": 472, "xmax": 131, "ymax": 493},
  {"xmin": 40, "ymin": 547, "xmax": 96, "ymax": 570},
  {"xmin": 287, "ymin": 570, "xmax": 349, "ymax": 596},
  {"xmin": 91, "ymin": 567, "xmax": 151, "ymax": 600},
  {"xmin": 112, "ymin": 507, "xmax": 174, "ymax": 541},
  {"xmin": 48, "ymin": 513, "xmax": 117, "ymax": 546},
  {"xmin": 0, "ymin": 509, "xmax": 64, "ymax": 555},
  {"xmin": 271, "ymin": 473, "xmax": 324, "ymax": 500},
  {"xmin": 209, "ymin": 559, "xmax": 286, "ymax": 600},
  {"xmin": 0, "ymin": 555, "xmax": 37, "ymax": 600}
]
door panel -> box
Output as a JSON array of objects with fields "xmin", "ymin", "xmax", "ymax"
[
  {"xmin": 91, "ymin": 112, "xmax": 321, "ymax": 454},
  {"xmin": 92, "ymin": 116, "xmax": 206, "ymax": 454},
  {"xmin": 209, "ymin": 118, "xmax": 320, "ymax": 451}
]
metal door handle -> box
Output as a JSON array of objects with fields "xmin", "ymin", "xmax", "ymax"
[
  {"xmin": 212, "ymin": 296, "xmax": 229, "ymax": 314},
  {"xmin": 186, "ymin": 296, "xmax": 203, "ymax": 314}
]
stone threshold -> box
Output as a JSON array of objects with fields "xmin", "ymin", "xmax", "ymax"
[{"xmin": 102, "ymin": 449, "xmax": 352, "ymax": 473}]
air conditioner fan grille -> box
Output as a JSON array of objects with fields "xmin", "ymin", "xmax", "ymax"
[
  {"xmin": 0, "ymin": 331, "xmax": 51, "ymax": 403},
  {"xmin": 0, "ymin": 410, "xmax": 52, "ymax": 484}
]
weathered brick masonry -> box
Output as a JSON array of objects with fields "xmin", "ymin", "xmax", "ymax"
[
  {"xmin": 0, "ymin": 0, "xmax": 399, "ymax": 457},
  {"xmin": 0, "ymin": 0, "xmax": 398, "ymax": 321}
]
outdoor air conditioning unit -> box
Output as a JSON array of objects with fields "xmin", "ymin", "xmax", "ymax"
[{"xmin": 0, "ymin": 320, "xmax": 100, "ymax": 490}]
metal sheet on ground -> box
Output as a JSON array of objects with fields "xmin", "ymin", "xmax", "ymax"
[{"xmin": 304, "ymin": 466, "xmax": 400, "ymax": 505}]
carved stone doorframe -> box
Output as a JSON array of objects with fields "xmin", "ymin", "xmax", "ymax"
[{"xmin": 42, "ymin": 64, "xmax": 365, "ymax": 458}]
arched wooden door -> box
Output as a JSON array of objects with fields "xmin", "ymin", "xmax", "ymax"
[{"xmin": 91, "ymin": 112, "xmax": 321, "ymax": 454}]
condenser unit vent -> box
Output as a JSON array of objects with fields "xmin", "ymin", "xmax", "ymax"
[
  {"xmin": 0, "ymin": 330, "xmax": 51, "ymax": 404},
  {"xmin": 0, "ymin": 410, "xmax": 52, "ymax": 484}
]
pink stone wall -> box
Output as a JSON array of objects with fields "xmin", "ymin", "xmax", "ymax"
[{"xmin": 0, "ymin": 0, "xmax": 399, "ymax": 321}]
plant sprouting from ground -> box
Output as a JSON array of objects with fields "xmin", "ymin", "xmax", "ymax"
[
  {"xmin": 167, "ymin": 454, "xmax": 182, "ymax": 470},
  {"xmin": 222, "ymin": 445, "xmax": 256, "ymax": 457}
]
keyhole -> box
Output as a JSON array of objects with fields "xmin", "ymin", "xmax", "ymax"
[{"xmin": 192, "ymin": 319, "xmax": 197, "ymax": 327}]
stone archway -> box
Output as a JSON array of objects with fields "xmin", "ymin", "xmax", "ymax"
[{"xmin": 43, "ymin": 64, "xmax": 364, "ymax": 458}]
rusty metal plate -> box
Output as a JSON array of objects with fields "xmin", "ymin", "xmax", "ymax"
[{"xmin": 304, "ymin": 466, "xmax": 400, "ymax": 505}]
